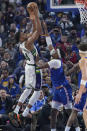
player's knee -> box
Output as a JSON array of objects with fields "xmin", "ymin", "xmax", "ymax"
[
  {"xmin": 70, "ymin": 110, "xmax": 78, "ymax": 121},
  {"xmin": 19, "ymin": 88, "xmax": 32, "ymax": 103},
  {"xmin": 28, "ymin": 90, "xmax": 41, "ymax": 106}
]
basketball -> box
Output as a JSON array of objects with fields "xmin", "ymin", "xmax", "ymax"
[{"xmin": 27, "ymin": 2, "xmax": 38, "ymax": 19}]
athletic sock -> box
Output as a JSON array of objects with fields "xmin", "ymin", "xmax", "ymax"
[
  {"xmin": 65, "ymin": 126, "xmax": 71, "ymax": 131},
  {"xmin": 75, "ymin": 127, "xmax": 80, "ymax": 131},
  {"xmin": 14, "ymin": 105, "xmax": 20, "ymax": 114},
  {"xmin": 51, "ymin": 129, "xmax": 56, "ymax": 131},
  {"xmin": 22, "ymin": 107, "xmax": 29, "ymax": 117}
]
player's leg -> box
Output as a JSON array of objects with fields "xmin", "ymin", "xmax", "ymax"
[
  {"xmin": 65, "ymin": 110, "xmax": 79, "ymax": 131},
  {"xmin": 22, "ymin": 67, "xmax": 42, "ymax": 117},
  {"xmin": 22, "ymin": 89, "xmax": 41, "ymax": 117},
  {"xmin": 13, "ymin": 65, "xmax": 34, "ymax": 115},
  {"xmin": 14, "ymin": 88, "xmax": 32, "ymax": 114},
  {"xmin": 65, "ymin": 91, "xmax": 87, "ymax": 131},
  {"xmin": 83, "ymin": 100, "xmax": 87, "ymax": 131},
  {"xmin": 51, "ymin": 101, "xmax": 60, "ymax": 131},
  {"xmin": 64, "ymin": 86, "xmax": 80, "ymax": 131},
  {"xmin": 64, "ymin": 89, "xmax": 79, "ymax": 131},
  {"xmin": 51, "ymin": 88, "xmax": 66, "ymax": 131},
  {"xmin": 9, "ymin": 65, "xmax": 34, "ymax": 127}
]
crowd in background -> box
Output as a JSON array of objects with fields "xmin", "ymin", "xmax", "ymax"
[{"xmin": 0, "ymin": 0, "xmax": 87, "ymax": 131}]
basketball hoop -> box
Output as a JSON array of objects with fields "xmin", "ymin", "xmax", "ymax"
[{"xmin": 75, "ymin": 0, "xmax": 87, "ymax": 24}]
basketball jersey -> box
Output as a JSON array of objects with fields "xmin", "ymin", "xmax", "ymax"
[
  {"xmin": 48, "ymin": 59, "xmax": 69, "ymax": 88},
  {"xmin": 20, "ymin": 42, "xmax": 38, "ymax": 65}
]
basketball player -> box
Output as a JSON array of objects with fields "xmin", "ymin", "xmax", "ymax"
[
  {"xmin": 75, "ymin": 43, "xmax": 87, "ymax": 131},
  {"xmin": 37, "ymin": 33, "xmax": 72, "ymax": 131},
  {"xmin": 65, "ymin": 65, "xmax": 87, "ymax": 131},
  {"xmin": 9, "ymin": 3, "xmax": 42, "ymax": 126}
]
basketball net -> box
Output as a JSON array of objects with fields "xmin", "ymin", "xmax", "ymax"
[{"xmin": 75, "ymin": 0, "xmax": 87, "ymax": 24}]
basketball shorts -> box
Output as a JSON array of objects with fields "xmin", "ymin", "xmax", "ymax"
[
  {"xmin": 52, "ymin": 86, "xmax": 72, "ymax": 110},
  {"xmin": 25, "ymin": 64, "xmax": 36, "ymax": 88}
]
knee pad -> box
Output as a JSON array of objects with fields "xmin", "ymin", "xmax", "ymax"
[
  {"xmin": 28, "ymin": 90, "xmax": 41, "ymax": 106},
  {"xmin": 19, "ymin": 88, "xmax": 32, "ymax": 103}
]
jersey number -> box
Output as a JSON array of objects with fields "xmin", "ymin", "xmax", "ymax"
[{"xmin": 24, "ymin": 53, "xmax": 30, "ymax": 61}]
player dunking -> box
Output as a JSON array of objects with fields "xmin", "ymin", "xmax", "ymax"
[
  {"xmin": 75, "ymin": 43, "xmax": 87, "ymax": 131},
  {"xmin": 9, "ymin": 2, "xmax": 42, "ymax": 126}
]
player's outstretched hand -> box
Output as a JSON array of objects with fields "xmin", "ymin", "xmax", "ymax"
[
  {"xmin": 75, "ymin": 93, "xmax": 81, "ymax": 104},
  {"xmin": 27, "ymin": 2, "xmax": 38, "ymax": 20}
]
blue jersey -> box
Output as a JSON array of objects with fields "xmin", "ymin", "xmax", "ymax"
[{"xmin": 48, "ymin": 59, "xmax": 69, "ymax": 88}]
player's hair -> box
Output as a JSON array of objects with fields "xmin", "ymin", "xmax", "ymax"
[{"xmin": 79, "ymin": 42, "xmax": 87, "ymax": 51}]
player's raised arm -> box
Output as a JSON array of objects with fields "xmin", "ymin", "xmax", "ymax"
[
  {"xmin": 26, "ymin": 3, "xmax": 42, "ymax": 46},
  {"xmin": 37, "ymin": 60, "xmax": 49, "ymax": 69},
  {"xmin": 42, "ymin": 21, "xmax": 53, "ymax": 51},
  {"xmin": 43, "ymin": 21, "xmax": 61, "ymax": 58}
]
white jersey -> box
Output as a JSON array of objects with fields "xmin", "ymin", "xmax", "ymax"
[{"xmin": 20, "ymin": 42, "xmax": 38, "ymax": 65}]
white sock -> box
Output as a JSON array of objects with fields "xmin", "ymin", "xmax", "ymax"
[
  {"xmin": 75, "ymin": 127, "xmax": 80, "ymax": 131},
  {"xmin": 65, "ymin": 126, "xmax": 71, "ymax": 131},
  {"xmin": 22, "ymin": 107, "xmax": 29, "ymax": 117},
  {"xmin": 14, "ymin": 105, "xmax": 20, "ymax": 114},
  {"xmin": 51, "ymin": 129, "xmax": 56, "ymax": 131}
]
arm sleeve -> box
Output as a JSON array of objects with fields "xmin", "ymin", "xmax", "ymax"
[{"xmin": 48, "ymin": 59, "xmax": 61, "ymax": 69}]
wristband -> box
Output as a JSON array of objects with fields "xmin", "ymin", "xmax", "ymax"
[
  {"xmin": 56, "ymin": 48, "xmax": 61, "ymax": 58},
  {"xmin": 80, "ymin": 79, "xmax": 87, "ymax": 86},
  {"xmin": 50, "ymin": 48, "xmax": 56, "ymax": 56},
  {"xmin": 46, "ymin": 36, "xmax": 52, "ymax": 46}
]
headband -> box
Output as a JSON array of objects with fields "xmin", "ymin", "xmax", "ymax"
[{"xmin": 79, "ymin": 50, "xmax": 87, "ymax": 54}]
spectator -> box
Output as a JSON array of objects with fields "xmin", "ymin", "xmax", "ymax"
[
  {"xmin": 68, "ymin": 26, "xmax": 78, "ymax": 43},
  {"xmin": 3, "ymin": 51, "xmax": 16, "ymax": 73},
  {"xmin": 6, "ymin": 76, "xmax": 21, "ymax": 98},
  {"xmin": 1, "ymin": 68, "xmax": 9, "ymax": 88},
  {"xmin": 20, "ymin": 17, "xmax": 27, "ymax": 32},
  {"xmin": 5, "ymin": 39, "xmax": 17, "ymax": 60},
  {"xmin": 0, "ymin": 89, "xmax": 15, "ymax": 125},
  {"xmin": 49, "ymin": 26, "xmax": 62, "ymax": 47},
  {"xmin": 5, "ymin": 5, "xmax": 15, "ymax": 25},
  {"xmin": 37, "ymin": 96, "xmax": 52, "ymax": 131},
  {"xmin": 10, "ymin": 23, "xmax": 19, "ymax": 33},
  {"xmin": 30, "ymin": 90, "xmax": 47, "ymax": 114},
  {"xmin": 0, "ymin": 89, "xmax": 14, "ymax": 114},
  {"xmin": 0, "ymin": 47, "xmax": 4, "ymax": 61},
  {"xmin": 0, "ymin": 60, "xmax": 9, "ymax": 75},
  {"xmin": 30, "ymin": 90, "xmax": 47, "ymax": 131},
  {"xmin": 58, "ymin": 13, "xmax": 73, "ymax": 31}
]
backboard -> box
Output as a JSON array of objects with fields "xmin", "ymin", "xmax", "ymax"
[{"xmin": 47, "ymin": 0, "xmax": 79, "ymax": 12}]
